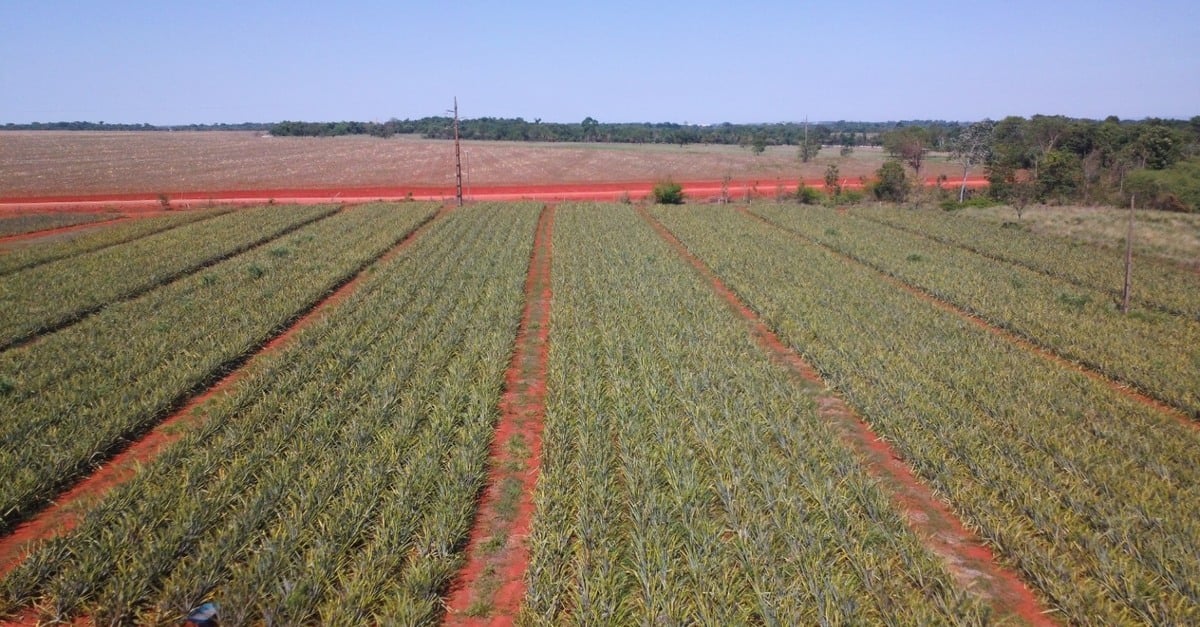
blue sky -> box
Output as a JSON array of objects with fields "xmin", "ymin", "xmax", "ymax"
[{"xmin": 1, "ymin": 0, "xmax": 1196, "ymax": 124}]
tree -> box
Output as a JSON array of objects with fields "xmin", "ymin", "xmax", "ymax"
[
  {"xmin": 581, "ymin": 116, "xmax": 600, "ymax": 141},
  {"xmin": 750, "ymin": 133, "xmax": 767, "ymax": 155},
  {"xmin": 824, "ymin": 165, "xmax": 841, "ymax": 197},
  {"xmin": 950, "ymin": 120, "xmax": 994, "ymax": 202},
  {"xmin": 882, "ymin": 127, "xmax": 930, "ymax": 181},
  {"xmin": 873, "ymin": 161, "xmax": 908, "ymax": 202},
  {"xmin": 1036, "ymin": 150, "xmax": 1083, "ymax": 201},
  {"xmin": 1130, "ymin": 124, "xmax": 1183, "ymax": 170},
  {"xmin": 1027, "ymin": 114, "xmax": 1071, "ymax": 176}
]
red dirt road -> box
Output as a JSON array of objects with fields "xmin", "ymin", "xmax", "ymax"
[
  {"xmin": 638, "ymin": 206, "xmax": 1055, "ymax": 626},
  {"xmin": 444, "ymin": 205, "xmax": 554, "ymax": 625},
  {"xmin": 0, "ymin": 177, "xmax": 989, "ymax": 212}
]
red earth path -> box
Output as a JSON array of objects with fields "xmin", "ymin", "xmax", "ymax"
[
  {"xmin": 637, "ymin": 206, "xmax": 1056, "ymax": 626},
  {"xmin": 0, "ymin": 205, "xmax": 451, "ymax": 594},
  {"xmin": 0, "ymin": 177, "xmax": 989, "ymax": 212},
  {"xmin": 443, "ymin": 205, "xmax": 554, "ymax": 626}
]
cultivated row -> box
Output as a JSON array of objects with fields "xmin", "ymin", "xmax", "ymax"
[
  {"xmin": 0, "ymin": 208, "xmax": 228, "ymax": 276},
  {"xmin": 857, "ymin": 207, "xmax": 1200, "ymax": 319},
  {"xmin": 0, "ymin": 202, "xmax": 438, "ymax": 531},
  {"xmin": 753, "ymin": 205, "xmax": 1200, "ymax": 417},
  {"xmin": 654, "ymin": 205, "xmax": 1200, "ymax": 624},
  {"xmin": 0, "ymin": 204, "xmax": 336, "ymax": 348},
  {"xmin": 0, "ymin": 212, "xmax": 117, "ymax": 238},
  {"xmin": 522, "ymin": 204, "xmax": 987, "ymax": 624},
  {"xmin": 1, "ymin": 203, "xmax": 541, "ymax": 624},
  {"xmin": 657, "ymin": 206, "xmax": 1200, "ymax": 624}
]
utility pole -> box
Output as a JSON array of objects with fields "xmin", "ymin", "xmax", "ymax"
[
  {"xmin": 454, "ymin": 97, "xmax": 463, "ymax": 207},
  {"xmin": 1121, "ymin": 194, "xmax": 1135, "ymax": 314}
]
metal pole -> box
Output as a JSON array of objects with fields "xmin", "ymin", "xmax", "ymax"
[
  {"xmin": 454, "ymin": 97, "xmax": 463, "ymax": 207},
  {"xmin": 1121, "ymin": 194, "xmax": 1134, "ymax": 313}
]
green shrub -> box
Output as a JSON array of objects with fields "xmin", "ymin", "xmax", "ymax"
[
  {"xmin": 796, "ymin": 185, "xmax": 822, "ymax": 205},
  {"xmin": 939, "ymin": 196, "xmax": 1002, "ymax": 211},
  {"xmin": 873, "ymin": 160, "xmax": 909, "ymax": 202},
  {"xmin": 652, "ymin": 180, "xmax": 685, "ymax": 205},
  {"xmin": 839, "ymin": 190, "xmax": 865, "ymax": 205},
  {"xmin": 1126, "ymin": 159, "xmax": 1200, "ymax": 212}
]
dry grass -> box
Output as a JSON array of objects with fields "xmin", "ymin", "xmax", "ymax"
[
  {"xmin": 0, "ymin": 131, "xmax": 970, "ymax": 196},
  {"xmin": 960, "ymin": 205, "xmax": 1200, "ymax": 269}
]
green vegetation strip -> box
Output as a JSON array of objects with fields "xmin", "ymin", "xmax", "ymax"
[
  {"xmin": 0, "ymin": 202, "xmax": 438, "ymax": 532},
  {"xmin": 654, "ymin": 205, "xmax": 1200, "ymax": 624},
  {"xmin": 0, "ymin": 212, "xmax": 119, "ymax": 238},
  {"xmin": 856, "ymin": 207, "xmax": 1200, "ymax": 320},
  {"xmin": 0, "ymin": 205, "xmax": 338, "ymax": 349},
  {"xmin": 0, "ymin": 208, "xmax": 230, "ymax": 276},
  {"xmin": 522, "ymin": 204, "xmax": 986, "ymax": 624},
  {"xmin": 753, "ymin": 205, "xmax": 1200, "ymax": 418},
  {"xmin": 0, "ymin": 203, "xmax": 539, "ymax": 625}
]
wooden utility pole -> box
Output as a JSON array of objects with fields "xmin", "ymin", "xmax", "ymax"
[
  {"xmin": 1121, "ymin": 194, "xmax": 1135, "ymax": 313},
  {"xmin": 453, "ymin": 97, "xmax": 463, "ymax": 207}
]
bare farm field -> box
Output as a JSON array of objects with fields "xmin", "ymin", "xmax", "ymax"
[{"xmin": 0, "ymin": 130, "xmax": 971, "ymax": 199}]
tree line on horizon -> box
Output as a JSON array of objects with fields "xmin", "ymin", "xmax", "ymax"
[{"xmin": 870, "ymin": 115, "xmax": 1200, "ymax": 212}]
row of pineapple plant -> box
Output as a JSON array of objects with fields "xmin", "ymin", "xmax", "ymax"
[
  {"xmin": 0, "ymin": 204, "xmax": 338, "ymax": 348},
  {"xmin": 0, "ymin": 202, "xmax": 438, "ymax": 531},
  {"xmin": 0, "ymin": 203, "xmax": 542, "ymax": 624},
  {"xmin": 753, "ymin": 204, "xmax": 1200, "ymax": 417},
  {"xmin": 0, "ymin": 212, "xmax": 117, "ymax": 238},
  {"xmin": 522, "ymin": 204, "xmax": 989, "ymax": 624},
  {"xmin": 655, "ymin": 205, "xmax": 1200, "ymax": 624},
  {"xmin": 856, "ymin": 206, "xmax": 1200, "ymax": 319},
  {"xmin": 0, "ymin": 208, "xmax": 230, "ymax": 276}
]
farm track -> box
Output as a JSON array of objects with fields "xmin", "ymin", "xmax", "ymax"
[
  {"xmin": 0, "ymin": 216, "xmax": 126, "ymax": 246},
  {"xmin": 854, "ymin": 211, "xmax": 1200, "ymax": 322},
  {"xmin": 0, "ymin": 205, "xmax": 448, "ymax": 568},
  {"xmin": 0, "ymin": 207, "xmax": 338, "ymax": 353},
  {"xmin": 444, "ymin": 205, "xmax": 554, "ymax": 625},
  {"xmin": 637, "ymin": 206, "xmax": 1054, "ymax": 625},
  {"xmin": 744, "ymin": 208, "xmax": 1197, "ymax": 430}
]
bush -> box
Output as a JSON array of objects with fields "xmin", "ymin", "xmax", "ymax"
[
  {"xmin": 1126, "ymin": 159, "xmax": 1200, "ymax": 212},
  {"xmin": 839, "ymin": 190, "xmax": 865, "ymax": 205},
  {"xmin": 939, "ymin": 196, "xmax": 1002, "ymax": 211},
  {"xmin": 873, "ymin": 160, "xmax": 909, "ymax": 202},
  {"xmin": 796, "ymin": 185, "xmax": 822, "ymax": 205},
  {"xmin": 652, "ymin": 180, "xmax": 685, "ymax": 205}
]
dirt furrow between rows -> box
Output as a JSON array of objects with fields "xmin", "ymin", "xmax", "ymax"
[
  {"xmin": 638, "ymin": 206, "xmax": 1055, "ymax": 626},
  {"xmin": 443, "ymin": 205, "xmax": 554, "ymax": 626},
  {"xmin": 0, "ymin": 205, "xmax": 452, "ymax": 582},
  {"xmin": 0, "ymin": 207, "xmax": 339, "ymax": 353},
  {"xmin": 743, "ymin": 208, "xmax": 1197, "ymax": 430}
]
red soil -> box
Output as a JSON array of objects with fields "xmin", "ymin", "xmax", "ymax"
[
  {"xmin": 638, "ymin": 206, "xmax": 1055, "ymax": 626},
  {"xmin": 0, "ymin": 205, "xmax": 450, "ymax": 585},
  {"xmin": 443, "ymin": 206, "xmax": 554, "ymax": 625}
]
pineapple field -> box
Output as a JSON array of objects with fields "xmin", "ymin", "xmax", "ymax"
[{"xmin": 0, "ymin": 201, "xmax": 1196, "ymax": 625}]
